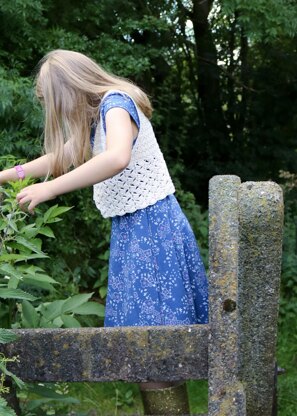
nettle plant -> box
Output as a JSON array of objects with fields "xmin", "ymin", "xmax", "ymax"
[
  {"xmin": 0, "ymin": 178, "xmax": 105, "ymax": 330},
  {"xmin": 0, "ymin": 329, "xmax": 24, "ymax": 416}
]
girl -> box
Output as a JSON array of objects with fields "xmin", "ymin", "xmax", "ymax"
[{"xmin": 0, "ymin": 50, "xmax": 208, "ymax": 415}]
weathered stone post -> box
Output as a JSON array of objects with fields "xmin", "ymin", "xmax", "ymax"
[
  {"xmin": 208, "ymin": 175, "xmax": 246, "ymax": 416},
  {"xmin": 238, "ymin": 182, "xmax": 283, "ymax": 416}
]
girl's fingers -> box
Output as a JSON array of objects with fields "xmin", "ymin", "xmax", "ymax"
[
  {"xmin": 17, "ymin": 192, "xmax": 36, "ymax": 212},
  {"xmin": 16, "ymin": 193, "xmax": 24, "ymax": 202},
  {"xmin": 17, "ymin": 195, "xmax": 31, "ymax": 206},
  {"xmin": 27, "ymin": 201, "xmax": 35, "ymax": 214}
]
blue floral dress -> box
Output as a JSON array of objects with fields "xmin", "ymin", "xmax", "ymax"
[{"xmin": 92, "ymin": 93, "xmax": 208, "ymax": 327}]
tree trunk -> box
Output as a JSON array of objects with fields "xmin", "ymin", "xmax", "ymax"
[{"xmin": 191, "ymin": 0, "xmax": 229, "ymax": 159}]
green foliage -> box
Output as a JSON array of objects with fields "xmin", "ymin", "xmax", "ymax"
[
  {"xmin": 277, "ymin": 318, "xmax": 297, "ymax": 415},
  {"xmin": 20, "ymin": 383, "xmax": 80, "ymax": 415},
  {"xmin": 274, "ymin": 179, "xmax": 297, "ymax": 414},
  {"xmin": 113, "ymin": 384, "xmax": 135, "ymax": 409},
  {"xmin": 0, "ymin": 354, "xmax": 25, "ymax": 391},
  {"xmin": 222, "ymin": 0, "xmax": 297, "ymax": 39},
  {"xmin": 277, "ymin": 178, "xmax": 297, "ymax": 325},
  {"xmin": 0, "ymin": 328, "xmax": 18, "ymax": 344},
  {"xmin": 0, "ymin": 329, "xmax": 24, "ymax": 415},
  {"xmin": 0, "ymin": 179, "xmax": 66, "ymax": 325},
  {"xmin": 172, "ymin": 164, "xmax": 208, "ymax": 266},
  {"xmin": 20, "ymin": 382, "xmax": 143, "ymax": 415},
  {"xmin": 0, "ymin": 178, "xmax": 106, "ymax": 413},
  {"xmin": 0, "ymin": 397, "xmax": 17, "ymax": 416},
  {"xmin": 34, "ymin": 187, "xmax": 112, "ymax": 315},
  {"xmin": 0, "ymin": 180, "xmax": 105, "ymax": 331},
  {"xmin": 279, "ymin": 209, "xmax": 297, "ymax": 323}
]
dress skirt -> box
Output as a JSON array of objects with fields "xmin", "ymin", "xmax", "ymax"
[{"xmin": 104, "ymin": 194, "xmax": 208, "ymax": 327}]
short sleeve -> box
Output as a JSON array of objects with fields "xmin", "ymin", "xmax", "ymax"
[{"xmin": 100, "ymin": 92, "xmax": 140, "ymax": 135}]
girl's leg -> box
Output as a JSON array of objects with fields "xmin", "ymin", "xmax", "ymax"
[{"xmin": 139, "ymin": 381, "xmax": 190, "ymax": 415}]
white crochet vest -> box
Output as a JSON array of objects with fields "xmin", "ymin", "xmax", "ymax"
[{"xmin": 92, "ymin": 91, "xmax": 175, "ymax": 218}]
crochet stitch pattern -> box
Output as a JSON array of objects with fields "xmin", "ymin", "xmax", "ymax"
[{"xmin": 93, "ymin": 91, "xmax": 175, "ymax": 218}]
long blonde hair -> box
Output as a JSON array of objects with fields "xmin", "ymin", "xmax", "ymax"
[{"xmin": 35, "ymin": 49, "xmax": 152, "ymax": 177}]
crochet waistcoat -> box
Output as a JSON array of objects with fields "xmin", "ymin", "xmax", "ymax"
[{"xmin": 92, "ymin": 91, "xmax": 175, "ymax": 218}]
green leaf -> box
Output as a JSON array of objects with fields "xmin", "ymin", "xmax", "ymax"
[
  {"xmin": 0, "ymin": 288, "xmax": 37, "ymax": 301},
  {"xmin": 0, "ymin": 397, "xmax": 17, "ymax": 416},
  {"xmin": 39, "ymin": 317, "xmax": 61, "ymax": 328},
  {"xmin": 73, "ymin": 302, "xmax": 105, "ymax": 317},
  {"xmin": 99, "ymin": 286, "xmax": 107, "ymax": 298},
  {"xmin": 23, "ymin": 273, "xmax": 59, "ymax": 285},
  {"xmin": 22, "ymin": 279, "xmax": 57, "ymax": 293},
  {"xmin": 22, "ymin": 300, "xmax": 40, "ymax": 328},
  {"xmin": 7, "ymin": 276, "xmax": 19, "ymax": 289},
  {"xmin": 43, "ymin": 205, "xmax": 72, "ymax": 224},
  {"xmin": 61, "ymin": 293, "xmax": 94, "ymax": 314},
  {"xmin": 37, "ymin": 226, "xmax": 55, "ymax": 238},
  {"xmin": 61, "ymin": 314, "xmax": 81, "ymax": 328},
  {"xmin": 0, "ymin": 328, "xmax": 19, "ymax": 344},
  {"xmin": 40, "ymin": 300, "xmax": 65, "ymax": 321},
  {"xmin": 15, "ymin": 236, "xmax": 43, "ymax": 254},
  {"xmin": 0, "ymin": 362, "xmax": 25, "ymax": 389},
  {"xmin": 7, "ymin": 218, "xmax": 18, "ymax": 232},
  {"xmin": 19, "ymin": 265, "xmax": 45, "ymax": 274},
  {"xmin": 0, "ymin": 253, "xmax": 48, "ymax": 262},
  {"xmin": 0, "ymin": 264, "xmax": 24, "ymax": 280},
  {"xmin": 19, "ymin": 223, "xmax": 37, "ymax": 235}
]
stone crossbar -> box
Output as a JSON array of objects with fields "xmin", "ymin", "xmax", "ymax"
[{"xmin": 0, "ymin": 325, "xmax": 209, "ymax": 382}]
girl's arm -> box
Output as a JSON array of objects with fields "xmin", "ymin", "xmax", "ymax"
[
  {"xmin": 0, "ymin": 154, "xmax": 51, "ymax": 184},
  {"xmin": 16, "ymin": 108, "xmax": 135, "ymax": 212},
  {"xmin": 0, "ymin": 141, "xmax": 74, "ymax": 184}
]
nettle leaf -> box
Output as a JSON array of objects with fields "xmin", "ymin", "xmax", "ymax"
[
  {"xmin": 61, "ymin": 293, "xmax": 94, "ymax": 314},
  {"xmin": 7, "ymin": 276, "xmax": 19, "ymax": 289},
  {"xmin": 0, "ymin": 288, "xmax": 37, "ymax": 301},
  {"xmin": 0, "ymin": 328, "xmax": 19, "ymax": 344},
  {"xmin": 0, "ymin": 397, "xmax": 17, "ymax": 416},
  {"xmin": 0, "ymin": 263, "xmax": 24, "ymax": 280}
]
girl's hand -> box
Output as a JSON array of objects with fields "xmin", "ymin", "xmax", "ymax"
[{"xmin": 16, "ymin": 182, "xmax": 56, "ymax": 213}]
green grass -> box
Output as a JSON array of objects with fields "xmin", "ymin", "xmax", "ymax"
[
  {"xmin": 277, "ymin": 318, "xmax": 297, "ymax": 416},
  {"xmin": 19, "ymin": 380, "xmax": 208, "ymax": 415}
]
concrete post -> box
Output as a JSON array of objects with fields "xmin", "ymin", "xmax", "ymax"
[
  {"xmin": 238, "ymin": 182, "xmax": 283, "ymax": 416},
  {"xmin": 208, "ymin": 175, "xmax": 246, "ymax": 416}
]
